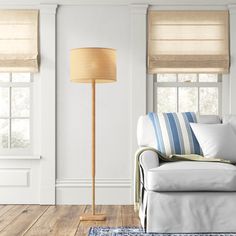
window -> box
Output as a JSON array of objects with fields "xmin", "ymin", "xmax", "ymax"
[
  {"xmin": 0, "ymin": 73, "xmax": 32, "ymax": 154},
  {"xmin": 154, "ymin": 73, "xmax": 221, "ymax": 115}
]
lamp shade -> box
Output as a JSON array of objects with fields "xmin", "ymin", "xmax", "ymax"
[{"xmin": 70, "ymin": 47, "xmax": 116, "ymax": 83}]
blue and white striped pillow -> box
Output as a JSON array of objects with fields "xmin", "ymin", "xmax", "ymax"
[{"xmin": 148, "ymin": 112, "xmax": 201, "ymax": 156}]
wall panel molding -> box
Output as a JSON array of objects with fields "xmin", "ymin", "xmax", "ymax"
[
  {"xmin": 39, "ymin": 4, "xmax": 58, "ymax": 204},
  {"xmin": 0, "ymin": 0, "xmax": 235, "ymax": 6},
  {"xmin": 0, "ymin": 161, "xmax": 40, "ymax": 204},
  {"xmin": 130, "ymin": 4, "xmax": 148, "ymax": 14},
  {"xmin": 56, "ymin": 178, "xmax": 132, "ymax": 204},
  {"xmin": 56, "ymin": 178, "xmax": 131, "ymax": 188},
  {"xmin": 228, "ymin": 4, "xmax": 236, "ymax": 12},
  {"xmin": 130, "ymin": 3, "xmax": 148, "ymax": 205},
  {"xmin": 0, "ymin": 168, "xmax": 30, "ymax": 187}
]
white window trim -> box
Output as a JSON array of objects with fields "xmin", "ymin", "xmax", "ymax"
[
  {"xmin": 31, "ymin": 72, "xmax": 41, "ymax": 157},
  {"xmin": 0, "ymin": 72, "xmax": 41, "ymax": 160},
  {"xmin": 153, "ymin": 73, "xmax": 222, "ymax": 116},
  {"xmin": 0, "ymin": 73, "xmax": 34, "ymax": 156},
  {"xmin": 0, "ymin": 155, "xmax": 41, "ymax": 160}
]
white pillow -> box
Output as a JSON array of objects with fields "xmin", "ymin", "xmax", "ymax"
[
  {"xmin": 137, "ymin": 115, "xmax": 156, "ymax": 147},
  {"xmin": 197, "ymin": 115, "xmax": 221, "ymax": 124},
  {"xmin": 223, "ymin": 115, "xmax": 236, "ymax": 134},
  {"xmin": 190, "ymin": 123, "xmax": 236, "ymax": 162}
]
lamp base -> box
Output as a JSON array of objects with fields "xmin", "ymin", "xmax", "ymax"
[{"xmin": 80, "ymin": 213, "xmax": 106, "ymax": 221}]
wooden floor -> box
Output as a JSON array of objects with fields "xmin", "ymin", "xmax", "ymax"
[{"xmin": 0, "ymin": 205, "xmax": 140, "ymax": 236}]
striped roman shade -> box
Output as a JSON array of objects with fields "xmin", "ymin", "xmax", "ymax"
[
  {"xmin": 0, "ymin": 10, "xmax": 39, "ymax": 72},
  {"xmin": 148, "ymin": 112, "xmax": 201, "ymax": 157},
  {"xmin": 148, "ymin": 11, "xmax": 229, "ymax": 73}
]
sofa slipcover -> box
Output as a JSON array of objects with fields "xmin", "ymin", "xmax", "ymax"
[
  {"xmin": 146, "ymin": 161, "xmax": 236, "ymax": 191},
  {"xmin": 137, "ymin": 114, "xmax": 236, "ymax": 232},
  {"xmin": 139, "ymin": 150, "xmax": 236, "ymax": 233}
]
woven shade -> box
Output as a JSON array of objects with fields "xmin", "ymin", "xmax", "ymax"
[
  {"xmin": 70, "ymin": 48, "xmax": 116, "ymax": 83},
  {"xmin": 0, "ymin": 10, "xmax": 39, "ymax": 72},
  {"xmin": 148, "ymin": 11, "xmax": 229, "ymax": 73}
]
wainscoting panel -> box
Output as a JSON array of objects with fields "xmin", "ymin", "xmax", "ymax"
[
  {"xmin": 56, "ymin": 178, "xmax": 132, "ymax": 204},
  {"xmin": 0, "ymin": 160, "xmax": 40, "ymax": 204},
  {"xmin": 0, "ymin": 168, "xmax": 29, "ymax": 187}
]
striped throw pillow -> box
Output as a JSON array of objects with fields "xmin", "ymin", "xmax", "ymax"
[{"xmin": 148, "ymin": 112, "xmax": 201, "ymax": 156}]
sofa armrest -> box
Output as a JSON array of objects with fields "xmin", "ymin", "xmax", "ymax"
[
  {"xmin": 139, "ymin": 150, "xmax": 160, "ymax": 171},
  {"xmin": 139, "ymin": 150, "xmax": 160, "ymax": 185}
]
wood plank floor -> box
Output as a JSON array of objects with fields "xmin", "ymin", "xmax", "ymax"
[{"xmin": 0, "ymin": 205, "xmax": 140, "ymax": 236}]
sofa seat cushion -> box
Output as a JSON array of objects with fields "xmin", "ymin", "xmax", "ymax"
[{"xmin": 146, "ymin": 161, "xmax": 236, "ymax": 191}]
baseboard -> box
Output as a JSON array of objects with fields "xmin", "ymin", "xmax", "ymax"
[{"xmin": 56, "ymin": 178, "xmax": 132, "ymax": 204}]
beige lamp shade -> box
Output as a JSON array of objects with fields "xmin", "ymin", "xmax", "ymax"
[{"xmin": 70, "ymin": 47, "xmax": 116, "ymax": 83}]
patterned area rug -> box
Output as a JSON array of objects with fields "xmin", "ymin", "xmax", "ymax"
[{"xmin": 88, "ymin": 227, "xmax": 236, "ymax": 236}]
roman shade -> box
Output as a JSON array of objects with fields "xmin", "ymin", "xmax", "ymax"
[
  {"xmin": 0, "ymin": 10, "xmax": 39, "ymax": 72},
  {"xmin": 148, "ymin": 11, "xmax": 229, "ymax": 73}
]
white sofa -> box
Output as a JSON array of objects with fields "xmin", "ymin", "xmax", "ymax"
[{"xmin": 137, "ymin": 115, "xmax": 236, "ymax": 233}]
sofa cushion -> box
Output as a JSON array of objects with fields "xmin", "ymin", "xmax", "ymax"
[
  {"xmin": 138, "ymin": 112, "xmax": 201, "ymax": 156},
  {"xmin": 223, "ymin": 115, "xmax": 236, "ymax": 134},
  {"xmin": 146, "ymin": 161, "xmax": 236, "ymax": 191},
  {"xmin": 197, "ymin": 115, "xmax": 221, "ymax": 124},
  {"xmin": 137, "ymin": 113, "xmax": 221, "ymax": 152},
  {"xmin": 190, "ymin": 123, "xmax": 236, "ymax": 162}
]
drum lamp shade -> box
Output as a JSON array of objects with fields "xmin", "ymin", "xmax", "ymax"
[{"xmin": 70, "ymin": 47, "xmax": 116, "ymax": 83}]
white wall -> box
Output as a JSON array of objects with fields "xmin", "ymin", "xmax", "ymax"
[
  {"xmin": 56, "ymin": 5, "xmax": 132, "ymax": 204},
  {"xmin": 55, "ymin": 2, "xmax": 236, "ymax": 204},
  {"xmin": 229, "ymin": 5, "xmax": 236, "ymax": 114},
  {"xmin": 0, "ymin": 0, "xmax": 235, "ymax": 205}
]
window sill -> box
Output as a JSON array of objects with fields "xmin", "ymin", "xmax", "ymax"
[{"xmin": 0, "ymin": 155, "xmax": 41, "ymax": 160}]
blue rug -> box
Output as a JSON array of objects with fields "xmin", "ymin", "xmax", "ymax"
[{"xmin": 88, "ymin": 227, "xmax": 236, "ymax": 236}]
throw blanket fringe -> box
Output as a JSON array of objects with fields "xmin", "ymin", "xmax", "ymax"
[{"xmin": 134, "ymin": 147, "xmax": 232, "ymax": 211}]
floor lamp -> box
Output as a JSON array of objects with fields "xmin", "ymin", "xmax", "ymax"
[{"xmin": 70, "ymin": 48, "xmax": 116, "ymax": 221}]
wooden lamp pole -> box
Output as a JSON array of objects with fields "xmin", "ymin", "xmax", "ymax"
[
  {"xmin": 79, "ymin": 80, "xmax": 106, "ymax": 221},
  {"xmin": 91, "ymin": 80, "xmax": 97, "ymax": 217},
  {"xmin": 70, "ymin": 48, "xmax": 116, "ymax": 221}
]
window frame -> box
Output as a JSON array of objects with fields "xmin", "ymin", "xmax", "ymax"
[
  {"xmin": 153, "ymin": 73, "xmax": 222, "ymax": 116},
  {"xmin": 0, "ymin": 73, "xmax": 33, "ymax": 155}
]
